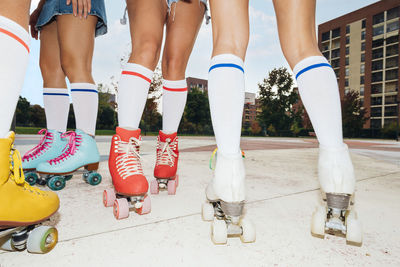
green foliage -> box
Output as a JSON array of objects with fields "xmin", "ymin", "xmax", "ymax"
[
  {"xmin": 342, "ymin": 90, "xmax": 368, "ymax": 138},
  {"xmin": 16, "ymin": 97, "xmax": 31, "ymax": 126},
  {"xmin": 250, "ymin": 121, "xmax": 262, "ymax": 135},
  {"xmin": 382, "ymin": 122, "xmax": 400, "ymax": 139},
  {"xmin": 257, "ymin": 67, "xmax": 301, "ymax": 135}
]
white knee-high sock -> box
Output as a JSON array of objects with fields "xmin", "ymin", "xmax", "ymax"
[
  {"xmin": 208, "ymin": 54, "xmax": 245, "ymax": 156},
  {"xmin": 162, "ymin": 79, "xmax": 188, "ymax": 133},
  {"xmin": 293, "ymin": 56, "xmax": 344, "ymax": 148},
  {"xmin": 70, "ymin": 83, "xmax": 98, "ymax": 136},
  {"xmin": 118, "ymin": 63, "xmax": 154, "ymax": 129},
  {"xmin": 0, "ymin": 16, "xmax": 30, "ymax": 137},
  {"xmin": 43, "ymin": 88, "xmax": 70, "ymax": 132}
]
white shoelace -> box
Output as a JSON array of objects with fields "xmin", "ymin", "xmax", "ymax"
[
  {"xmin": 116, "ymin": 137, "xmax": 143, "ymax": 179},
  {"xmin": 156, "ymin": 138, "xmax": 177, "ymax": 167}
]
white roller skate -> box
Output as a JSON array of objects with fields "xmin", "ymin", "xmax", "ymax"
[
  {"xmin": 311, "ymin": 144, "xmax": 362, "ymax": 245},
  {"xmin": 202, "ymin": 151, "xmax": 255, "ymax": 244}
]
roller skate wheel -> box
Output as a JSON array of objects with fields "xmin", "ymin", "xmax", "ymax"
[
  {"xmin": 240, "ymin": 218, "xmax": 256, "ymax": 243},
  {"xmin": 27, "ymin": 226, "xmax": 58, "ymax": 254},
  {"xmin": 87, "ymin": 172, "xmax": 102, "ymax": 186},
  {"xmin": 311, "ymin": 205, "xmax": 326, "ymax": 238},
  {"xmin": 25, "ymin": 172, "xmax": 38, "ymax": 186},
  {"xmin": 202, "ymin": 202, "xmax": 214, "ymax": 221},
  {"xmin": 167, "ymin": 180, "xmax": 177, "ymax": 195},
  {"xmin": 138, "ymin": 195, "xmax": 151, "ymax": 215},
  {"xmin": 150, "ymin": 180, "xmax": 159, "ymax": 194},
  {"xmin": 211, "ymin": 218, "xmax": 227, "ymax": 244},
  {"xmin": 47, "ymin": 176, "xmax": 66, "ymax": 191},
  {"xmin": 134, "ymin": 201, "xmax": 143, "ymax": 209},
  {"xmin": 346, "ymin": 211, "xmax": 362, "ymax": 245},
  {"xmin": 159, "ymin": 183, "xmax": 166, "ymax": 189},
  {"xmin": 113, "ymin": 198, "xmax": 130, "ymax": 220},
  {"xmin": 0, "ymin": 236, "xmax": 14, "ymax": 251},
  {"xmin": 103, "ymin": 189, "xmax": 116, "ymax": 207}
]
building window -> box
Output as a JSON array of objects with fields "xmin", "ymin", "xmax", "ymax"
[
  {"xmin": 371, "ymin": 83, "xmax": 383, "ymax": 94},
  {"xmin": 372, "ymin": 48, "xmax": 383, "ymax": 59},
  {"xmin": 361, "ymin": 42, "xmax": 365, "ymax": 51},
  {"xmin": 345, "ymin": 57, "xmax": 349, "ymax": 66},
  {"xmin": 371, "ymin": 96, "xmax": 382, "ymax": 105},
  {"xmin": 371, "ymin": 72, "xmax": 383, "ymax": 83},
  {"xmin": 345, "ymin": 46, "xmax": 349, "ymax": 55},
  {"xmin": 387, "ymin": 7, "xmax": 400, "ymax": 21},
  {"xmin": 361, "ymin": 53, "xmax": 365, "ymax": 62},
  {"xmin": 371, "ymin": 107, "xmax": 382, "ymax": 117},
  {"xmin": 331, "ymin": 48, "xmax": 340, "ymax": 58},
  {"xmin": 386, "ymin": 35, "xmax": 399, "ymax": 45},
  {"xmin": 360, "ymin": 97, "xmax": 364, "ymax": 107},
  {"xmin": 360, "ymin": 64, "xmax": 365, "ymax": 74},
  {"xmin": 332, "ymin": 39, "xmax": 340, "ymax": 49},
  {"xmin": 346, "ymin": 25, "xmax": 350, "ymax": 34},
  {"xmin": 322, "ymin": 51, "xmax": 330, "ymax": 60},
  {"xmin": 345, "ymin": 88, "xmax": 350, "ymax": 95},
  {"xmin": 334, "ymin": 68, "xmax": 340, "ymax": 77},
  {"xmin": 322, "ymin": 31, "xmax": 330, "ymax": 42},
  {"xmin": 362, "ymin": 19, "xmax": 366, "ymax": 29},
  {"xmin": 322, "ymin": 43, "xmax": 329, "ymax": 51},
  {"xmin": 386, "ymin": 44, "xmax": 399, "ymax": 57},
  {"xmin": 370, "ymin": 119, "xmax": 382, "ymax": 128},
  {"xmin": 386, "ymin": 69, "xmax": 399, "ymax": 80},
  {"xmin": 385, "ymin": 118, "xmax": 397, "ymax": 126},
  {"xmin": 372, "ymin": 60, "xmax": 383, "ymax": 71},
  {"xmin": 385, "ymin": 106, "xmax": 397, "ymax": 117},
  {"xmin": 361, "ymin": 30, "xmax": 366, "ymax": 40},
  {"xmin": 360, "ymin": 86, "xmax": 364, "ymax": 96},
  {"xmin": 372, "ymin": 12, "xmax": 384, "ymax": 25},
  {"xmin": 346, "ymin": 36, "xmax": 350, "ymax": 45},
  {"xmin": 345, "ymin": 67, "xmax": 349, "ymax": 77},
  {"xmin": 386, "ymin": 81, "xmax": 398, "ymax": 92},
  {"xmin": 331, "ymin": 58, "xmax": 340, "ymax": 68},
  {"xmin": 372, "ymin": 38, "xmax": 384, "ymax": 48},
  {"xmin": 385, "ymin": 95, "xmax": 397, "ymax": 104},
  {"xmin": 386, "ymin": 57, "xmax": 398, "ymax": 69},
  {"xmin": 345, "ymin": 78, "xmax": 349, "ymax": 87},
  {"xmin": 360, "ymin": 76, "xmax": 365, "ymax": 85},
  {"xmin": 387, "ymin": 21, "xmax": 400, "ymax": 33},
  {"xmin": 373, "ymin": 25, "xmax": 384, "ymax": 36},
  {"xmin": 332, "ymin": 28, "xmax": 340, "ymax": 38}
]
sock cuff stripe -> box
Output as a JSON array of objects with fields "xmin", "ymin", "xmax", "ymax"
[
  {"xmin": 0, "ymin": 27, "xmax": 29, "ymax": 53},
  {"xmin": 71, "ymin": 89, "xmax": 98, "ymax": 94},
  {"xmin": 163, "ymin": 86, "xmax": 188, "ymax": 92},
  {"xmin": 209, "ymin": 63, "xmax": 244, "ymax": 73},
  {"xmin": 43, "ymin": 93, "xmax": 69, "ymax": 96},
  {"xmin": 295, "ymin": 63, "xmax": 332, "ymax": 79},
  {"xmin": 121, "ymin": 71, "xmax": 152, "ymax": 83}
]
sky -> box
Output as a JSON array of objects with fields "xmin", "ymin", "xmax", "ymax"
[{"xmin": 23, "ymin": 0, "xmax": 378, "ymax": 106}]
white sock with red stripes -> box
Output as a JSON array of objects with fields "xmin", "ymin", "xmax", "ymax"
[
  {"xmin": 43, "ymin": 88, "xmax": 70, "ymax": 132},
  {"xmin": 0, "ymin": 16, "xmax": 30, "ymax": 137},
  {"xmin": 208, "ymin": 54, "xmax": 245, "ymax": 156},
  {"xmin": 70, "ymin": 83, "xmax": 98, "ymax": 136},
  {"xmin": 162, "ymin": 79, "xmax": 188, "ymax": 133},
  {"xmin": 118, "ymin": 63, "xmax": 154, "ymax": 129}
]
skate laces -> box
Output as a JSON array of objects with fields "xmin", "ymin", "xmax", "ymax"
[
  {"xmin": 156, "ymin": 137, "xmax": 177, "ymax": 167},
  {"xmin": 116, "ymin": 137, "xmax": 144, "ymax": 178},
  {"xmin": 48, "ymin": 131, "xmax": 81, "ymax": 165},
  {"xmin": 22, "ymin": 129, "xmax": 54, "ymax": 162},
  {"xmin": 10, "ymin": 147, "xmax": 42, "ymax": 194}
]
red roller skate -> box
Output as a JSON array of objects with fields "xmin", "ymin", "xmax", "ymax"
[
  {"xmin": 103, "ymin": 127, "xmax": 150, "ymax": 220},
  {"xmin": 150, "ymin": 131, "xmax": 179, "ymax": 195}
]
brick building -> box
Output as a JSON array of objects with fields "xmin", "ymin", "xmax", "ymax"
[
  {"xmin": 318, "ymin": 0, "xmax": 400, "ymax": 128},
  {"xmin": 242, "ymin": 92, "xmax": 261, "ymax": 127},
  {"xmin": 186, "ymin": 77, "xmax": 208, "ymax": 93}
]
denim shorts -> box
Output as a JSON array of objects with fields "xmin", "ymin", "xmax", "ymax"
[{"xmin": 36, "ymin": 0, "xmax": 107, "ymax": 37}]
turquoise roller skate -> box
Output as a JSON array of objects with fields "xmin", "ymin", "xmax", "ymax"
[
  {"xmin": 36, "ymin": 129, "xmax": 102, "ymax": 191},
  {"xmin": 22, "ymin": 129, "xmax": 67, "ymax": 186}
]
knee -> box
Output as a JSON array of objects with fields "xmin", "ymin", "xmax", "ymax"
[
  {"xmin": 213, "ymin": 35, "xmax": 249, "ymax": 59},
  {"xmin": 162, "ymin": 55, "xmax": 186, "ymax": 80},
  {"xmin": 130, "ymin": 40, "xmax": 161, "ymax": 70},
  {"xmin": 60, "ymin": 54, "xmax": 92, "ymax": 82},
  {"xmin": 281, "ymin": 42, "xmax": 321, "ymax": 68},
  {"xmin": 39, "ymin": 60, "xmax": 66, "ymax": 86}
]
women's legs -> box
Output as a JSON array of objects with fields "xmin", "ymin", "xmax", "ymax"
[
  {"xmin": 273, "ymin": 0, "xmax": 343, "ymax": 149},
  {"xmin": 39, "ymin": 21, "xmax": 69, "ymax": 133},
  {"xmin": 57, "ymin": 14, "xmax": 98, "ymax": 136},
  {"xmin": 118, "ymin": 0, "xmax": 166, "ymax": 130},
  {"xmin": 161, "ymin": 0, "xmax": 205, "ymax": 134},
  {"xmin": 0, "ymin": 0, "xmax": 31, "ymax": 137}
]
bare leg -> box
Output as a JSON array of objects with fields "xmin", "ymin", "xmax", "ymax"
[{"xmin": 0, "ymin": 0, "xmax": 31, "ymax": 30}]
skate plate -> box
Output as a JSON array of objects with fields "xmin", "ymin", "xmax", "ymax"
[
  {"xmin": 103, "ymin": 189, "xmax": 151, "ymax": 220},
  {"xmin": 150, "ymin": 175, "xmax": 179, "ymax": 195},
  {"xmin": 0, "ymin": 224, "xmax": 58, "ymax": 253}
]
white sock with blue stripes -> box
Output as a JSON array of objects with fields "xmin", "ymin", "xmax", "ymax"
[
  {"xmin": 70, "ymin": 83, "xmax": 98, "ymax": 136},
  {"xmin": 43, "ymin": 88, "xmax": 70, "ymax": 132},
  {"xmin": 293, "ymin": 56, "xmax": 343, "ymax": 148},
  {"xmin": 208, "ymin": 54, "xmax": 245, "ymax": 156}
]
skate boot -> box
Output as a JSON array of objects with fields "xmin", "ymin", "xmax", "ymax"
[
  {"xmin": 103, "ymin": 127, "xmax": 151, "ymax": 220},
  {"xmin": 22, "ymin": 129, "xmax": 67, "ymax": 186},
  {"xmin": 201, "ymin": 150, "xmax": 256, "ymax": 244},
  {"xmin": 311, "ymin": 144, "xmax": 362, "ymax": 245},
  {"xmin": 0, "ymin": 132, "xmax": 59, "ymax": 254},
  {"xmin": 36, "ymin": 130, "xmax": 102, "ymax": 191},
  {"xmin": 150, "ymin": 131, "xmax": 179, "ymax": 195}
]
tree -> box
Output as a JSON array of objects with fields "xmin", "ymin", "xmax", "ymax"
[
  {"xmin": 342, "ymin": 90, "xmax": 368, "ymax": 137},
  {"xmin": 257, "ymin": 67, "xmax": 301, "ymax": 135},
  {"xmin": 29, "ymin": 105, "xmax": 46, "ymax": 127},
  {"xmin": 250, "ymin": 121, "xmax": 262, "ymax": 135},
  {"xmin": 16, "ymin": 96, "xmax": 31, "ymax": 126},
  {"xmin": 140, "ymin": 67, "xmax": 162, "ymax": 134}
]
